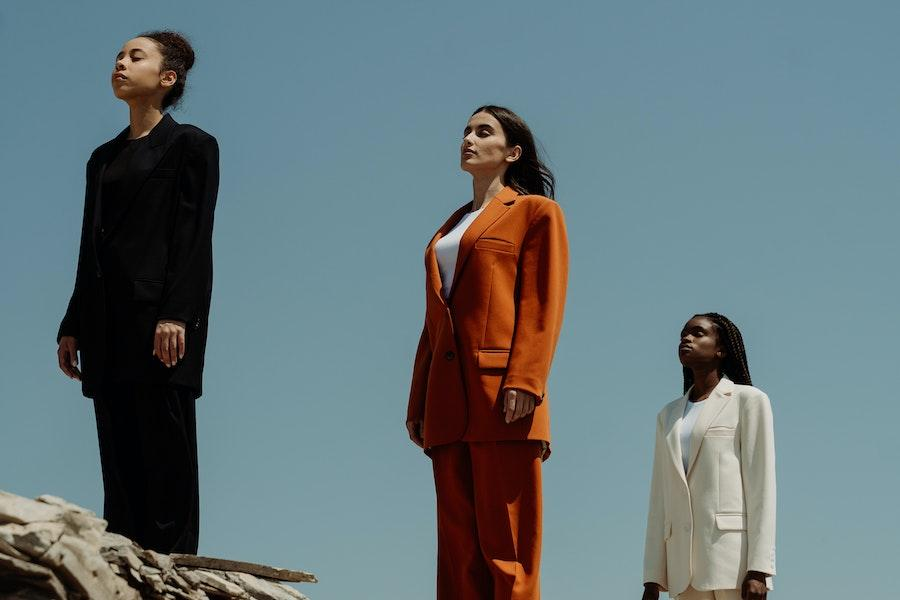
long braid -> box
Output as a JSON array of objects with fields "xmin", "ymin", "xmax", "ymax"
[{"xmin": 682, "ymin": 313, "xmax": 752, "ymax": 392}]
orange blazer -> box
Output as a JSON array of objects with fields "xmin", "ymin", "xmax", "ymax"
[{"xmin": 407, "ymin": 186, "xmax": 568, "ymax": 450}]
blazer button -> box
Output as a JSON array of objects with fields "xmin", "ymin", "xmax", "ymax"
[
  {"xmin": 444, "ymin": 350, "xmax": 455, "ymax": 361},
  {"xmin": 95, "ymin": 270, "xmax": 102, "ymax": 278}
]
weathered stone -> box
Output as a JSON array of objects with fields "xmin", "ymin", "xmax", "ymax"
[
  {"xmin": 180, "ymin": 568, "xmax": 252, "ymax": 598},
  {"xmin": 0, "ymin": 522, "xmax": 65, "ymax": 558},
  {"xmin": 1, "ymin": 490, "xmax": 317, "ymax": 600},
  {"xmin": 40, "ymin": 534, "xmax": 140, "ymax": 600},
  {"xmin": 0, "ymin": 552, "xmax": 67, "ymax": 600},
  {"xmin": 0, "ymin": 492, "xmax": 65, "ymax": 525},
  {"xmin": 224, "ymin": 572, "xmax": 310, "ymax": 600}
]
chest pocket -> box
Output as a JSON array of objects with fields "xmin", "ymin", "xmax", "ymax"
[{"xmin": 475, "ymin": 238, "xmax": 515, "ymax": 254}]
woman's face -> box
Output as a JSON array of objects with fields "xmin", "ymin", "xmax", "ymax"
[
  {"xmin": 111, "ymin": 37, "xmax": 174, "ymax": 103},
  {"xmin": 460, "ymin": 112, "xmax": 522, "ymax": 176},
  {"xmin": 678, "ymin": 316, "xmax": 724, "ymax": 369}
]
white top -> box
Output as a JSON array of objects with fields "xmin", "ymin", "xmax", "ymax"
[
  {"xmin": 680, "ymin": 398, "xmax": 705, "ymax": 473},
  {"xmin": 434, "ymin": 202, "xmax": 487, "ymax": 299}
]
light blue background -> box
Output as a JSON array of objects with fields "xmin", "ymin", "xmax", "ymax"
[{"xmin": 1, "ymin": 2, "xmax": 897, "ymax": 598}]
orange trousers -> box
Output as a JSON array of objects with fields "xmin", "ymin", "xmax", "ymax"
[{"xmin": 431, "ymin": 441, "xmax": 543, "ymax": 600}]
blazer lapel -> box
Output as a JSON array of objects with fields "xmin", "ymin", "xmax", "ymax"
[
  {"xmin": 446, "ymin": 186, "xmax": 517, "ymax": 303},
  {"xmin": 665, "ymin": 391, "xmax": 690, "ymax": 487},
  {"xmin": 425, "ymin": 203, "xmax": 472, "ymax": 306},
  {"xmin": 685, "ymin": 377, "xmax": 735, "ymax": 478},
  {"xmin": 101, "ymin": 114, "xmax": 178, "ymax": 242}
]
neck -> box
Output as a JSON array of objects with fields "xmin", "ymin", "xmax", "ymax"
[
  {"xmin": 470, "ymin": 173, "xmax": 507, "ymax": 211},
  {"xmin": 127, "ymin": 99, "xmax": 165, "ymax": 139},
  {"xmin": 689, "ymin": 368, "xmax": 721, "ymax": 401}
]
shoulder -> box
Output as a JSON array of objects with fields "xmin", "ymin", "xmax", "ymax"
[
  {"xmin": 733, "ymin": 384, "xmax": 772, "ymax": 412},
  {"xmin": 514, "ymin": 194, "xmax": 565, "ymax": 228},
  {"xmin": 657, "ymin": 394, "xmax": 685, "ymax": 421},
  {"xmin": 172, "ymin": 123, "xmax": 218, "ymax": 150}
]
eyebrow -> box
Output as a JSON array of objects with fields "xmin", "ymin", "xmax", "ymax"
[{"xmin": 116, "ymin": 48, "xmax": 147, "ymax": 59}]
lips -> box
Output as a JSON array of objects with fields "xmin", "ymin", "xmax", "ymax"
[
  {"xmin": 679, "ymin": 344, "xmax": 692, "ymax": 352},
  {"xmin": 113, "ymin": 73, "xmax": 128, "ymax": 81}
]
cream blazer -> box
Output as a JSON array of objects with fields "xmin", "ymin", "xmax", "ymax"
[{"xmin": 643, "ymin": 377, "xmax": 776, "ymax": 596}]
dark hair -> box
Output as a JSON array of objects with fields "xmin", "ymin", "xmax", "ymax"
[
  {"xmin": 682, "ymin": 312, "xmax": 752, "ymax": 392},
  {"xmin": 139, "ymin": 30, "xmax": 195, "ymax": 110},
  {"xmin": 471, "ymin": 105, "xmax": 555, "ymax": 199}
]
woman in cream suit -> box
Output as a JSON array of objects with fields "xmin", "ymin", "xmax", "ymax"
[
  {"xmin": 643, "ymin": 314, "xmax": 776, "ymax": 600},
  {"xmin": 407, "ymin": 105, "xmax": 568, "ymax": 599}
]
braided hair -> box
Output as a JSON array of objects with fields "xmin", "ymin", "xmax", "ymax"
[
  {"xmin": 139, "ymin": 30, "xmax": 195, "ymax": 110},
  {"xmin": 682, "ymin": 312, "xmax": 752, "ymax": 392}
]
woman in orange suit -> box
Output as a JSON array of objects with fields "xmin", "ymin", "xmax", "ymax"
[{"xmin": 407, "ymin": 105, "xmax": 568, "ymax": 600}]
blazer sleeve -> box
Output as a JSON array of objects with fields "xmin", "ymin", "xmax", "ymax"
[
  {"xmin": 407, "ymin": 322, "xmax": 432, "ymax": 421},
  {"xmin": 57, "ymin": 156, "xmax": 97, "ymax": 343},
  {"xmin": 740, "ymin": 392, "xmax": 777, "ymax": 577},
  {"xmin": 502, "ymin": 200, "xmax": 568, "ymax": 402},
  {"xmin": 157, "ymin": 133, "xmax": 220, "ymax": 326},
  {"xmin": 643, "ymin": 413, "xmax": 669, "ymax": 591}
]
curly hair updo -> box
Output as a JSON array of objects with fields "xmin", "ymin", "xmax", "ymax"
[{"xmin": 139, "ymin": 30, "xmax": 195, "ymax": 110}]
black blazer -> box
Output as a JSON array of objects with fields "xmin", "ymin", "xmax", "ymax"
[{"xmin": 58, "ymin": 114, "xmax": 219, "ymax": 399}]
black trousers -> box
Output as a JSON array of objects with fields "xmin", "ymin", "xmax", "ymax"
[{"xmin": 93, "ymin": 383, "xmax": 200, "ymax": 554}]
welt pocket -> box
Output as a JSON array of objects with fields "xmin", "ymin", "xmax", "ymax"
[
  {"xmin": 133, "ymin": 279, "xmax": 164, "ymax": 303},
  {"xmin": 715, "ymin": 513, "xmax": 747, "ymax": 531},
  {"xmin": 477, "ymin": 348, "xmax": 510, "ymax": 369},
  {"xmin": 475, "ymin": 238, "xmax": 515, "ymax": 253},
  {"xmin": 149, "ymin": 168, "xmax": 178, "ymax": 179},
  {"xmin": 705, "ymin": 426, "xmax": 736, "ymax": 438}
]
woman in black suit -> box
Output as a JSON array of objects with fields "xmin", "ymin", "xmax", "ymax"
[{"xmin": 56, "ymin": 31, "xmax": 218, "ymax": 554}]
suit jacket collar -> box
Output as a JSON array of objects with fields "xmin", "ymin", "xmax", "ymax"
[
  {"xmin": 665, "ymin": 377, "xmax": 735, "ymax": 484},
  {"xmin": 426, "ymin": 186, "xmax": 518, "ymax": 306},
  {"xmin": 96, "ymin": 113, "xmax": 179, "ymax": 242}
]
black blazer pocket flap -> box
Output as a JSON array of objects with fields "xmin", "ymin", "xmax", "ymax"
[
  {"xmin": 150, "ymin": 167, "xmax": 178, "ymax": 179},
  {"xmin": 477, "ymin": 349, "xmax": 510, "ymax": 369},
  {"xmin": 133, "ymin": 279, "xmax": 164, "ymax": 303},
  {"xmin": 475, "ymin": 238, "xmax": 515, "ymax": 253}
]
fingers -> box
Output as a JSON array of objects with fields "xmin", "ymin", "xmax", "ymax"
[
  {"xmin": 504, "ymin": 389, "xmax": 516, "ymax": 423},
  {"xmin": 154, "ymin": 321, "xmax": 186, "ymax": 367},
  {"xmin": 406, "ymin": 420, "xmax": 424, "ymax": 447},
  {"xmin": 57, "ymin": 340, "xmax": 81, "ymax": 381},
  {"xmin": 505, "ymin": 389, "xmax": 537, "ymax": 423},
  {"xmin": 177, "ymin": 327, "xmax": 186, "ymax": 360}
]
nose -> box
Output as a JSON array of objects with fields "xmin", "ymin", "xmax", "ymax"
[{"xmin": 115, "ymin": 60, "xmax": 125, "ymax": 71}]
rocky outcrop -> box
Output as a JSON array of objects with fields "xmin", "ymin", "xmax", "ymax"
[{"xmin": 0, "ymin": 491, "xmax": 316, "ymax": 600}]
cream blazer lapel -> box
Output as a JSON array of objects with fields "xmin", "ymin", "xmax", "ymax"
[
  {"xmin": 685, "ymin": 377, "xmax": 735, "ymax": 478},
  {"xmin": 664, "ymin": 391, "xmax": 689, "ymax": 487}
]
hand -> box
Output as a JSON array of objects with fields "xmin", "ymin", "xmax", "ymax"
[
  {"xmin": 57, "ymin": 336, "xmax": 81, "ymax": 381},
  {"xmin": 406, "ymin": 420, "xmax": 424, "ymax": 448},
  {"xmin": 503, "ymin": 388, "xmax": 536, "ymax": 423},
  {"xmin": 153, "ymin": 320, "xmax": 186, "ymax": 367},
  {"xmin": 641, "ymin": 582, "xmax": 660, "ymax": 600},
  {"xmin": 741, "ymin": 571, "xmax": 768, "ymax": 599}
]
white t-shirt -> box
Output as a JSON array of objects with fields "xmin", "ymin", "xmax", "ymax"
[
  {"xmin": 680, "ymin": 398, "xmax": 705, "ymax": 473},
  {"xmin": 434, "ymin": 202, "xmax": 488, "ymax": 299}
]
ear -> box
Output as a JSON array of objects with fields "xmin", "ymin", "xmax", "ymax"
[
  {"xmin": 505, "ymin": 145, "xmax": 523, "ymax": 163},
  {"xmin": 160, "ymin": 69, "xmax": 177, "ymax": 90}
]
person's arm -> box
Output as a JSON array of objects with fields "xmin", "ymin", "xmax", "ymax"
[
  {"xmin": 406, "ymin": 323, "xmax": 432, "ymax": 447},
  {"xmin": 502, "ymin": 201, "xmax": 568, "ymax": 404},
  {"xmin": 741, "ymin": 392, "xmax": 776, "ymax": 585},
  {"xmin": 58, "ymin": 156, "xmax": 96, "ymax": 344},
  {"xmin": 642, "ymin": 413, "xmax": 668, "ymax": 596},
  {"xmin": 154, "ymin": 133, "xmax": 219, "ymax": 366},
  {"xmin": 57, "ymin": 155, "xmax": 97, "ymax": 380}
]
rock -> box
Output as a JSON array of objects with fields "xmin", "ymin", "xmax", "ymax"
[
  {"xmin": 0, "ymin": 522, "xmax": 66, "ymax": 558},
  {"xmin": 0, "ymin": 551, "xmax": 67, "ymax": 600},
  {"xmin": 0, "ymin": 492, "xmax": 65, "ymax": 525},
  {"xmin": 0, "ymin": 489, "xmax": 317, "ymax": 599}
]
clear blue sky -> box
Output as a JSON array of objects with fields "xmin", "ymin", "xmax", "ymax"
[{"xmin": 1, "ymin": 2, "xmax": 897, "ymax": 598}]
